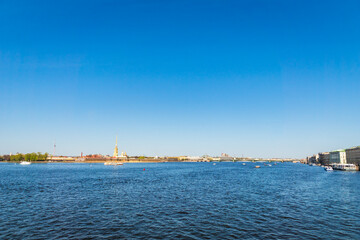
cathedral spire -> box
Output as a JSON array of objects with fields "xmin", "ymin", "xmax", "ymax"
[{"xmin": 113, "ymin": 136, "xmax": 118, "ymax": 158}]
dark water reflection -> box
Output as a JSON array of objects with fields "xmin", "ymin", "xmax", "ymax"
[{"xmin": 0, "ymin": 162, "xmax": 359, "ymax": 239}]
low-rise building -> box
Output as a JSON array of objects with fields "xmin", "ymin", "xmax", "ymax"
[
  {"xmin": 329, "ymin": 150, "xmax": 346, "ymax": 164},
  {"xmin": 176, "ymin": 156, "xmax": 203, "ymax": 161},
  {"xmin": 345, "ymin": 146, "xmax": 360, "ymax": 166},
  {"xmin": 308, "ymin": 154, "xmax": 319, "ymax": 164}
]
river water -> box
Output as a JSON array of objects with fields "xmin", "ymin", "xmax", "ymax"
[{"xmin": 0, "ymin": 162, "xmax": 359, "ymax": 239}]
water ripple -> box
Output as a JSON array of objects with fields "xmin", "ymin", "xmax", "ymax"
[{"xmin": 0, "ymin": 162, "xmax": 359, "ymax": 239}]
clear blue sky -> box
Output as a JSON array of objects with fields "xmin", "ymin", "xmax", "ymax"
[{"xmin": 1, "ymin": 0, "xmax": 359, "ymax": 158}]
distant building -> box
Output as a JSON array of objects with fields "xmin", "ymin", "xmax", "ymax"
[
  {"xmin": 210, "ymin": 154, "xmax": 234, "ymax": 161},
  {"xmin": 330, "ymin": 150, "xmax": 346, "ymax": 164},
  {"xmin": 187, "ymin": 156, "xmax": 202, "ymax": 161},
  {"xmin": 345, "ymin": 146, "xmax": 360, "ymax": 166},
  {"xmin": 118, "ymin": 151, "xmax": 128, "ymax": 160},
  {"xmin": 113, "ymin": 136, "xmax": 118, "ymax": 158},
  {"xmin": 177, "ymin": 156, "xmax": 188, "ymax": 161},
  {"xmin": 318, "ymin": 152, "xmax": 330, "ymax": 165},
  {"xmin": 308, "ymin": 154, "xmax": 319, "ymax": 164},
  {"xmin": 176, "ymin": 156, "xmax": 203, "ymax": 161}
]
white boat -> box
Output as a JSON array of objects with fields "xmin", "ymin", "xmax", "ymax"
[
  {"xmin": 20, "ymin": 161, "xmax": 31, "ymax": 165},
  {"xmin": 331, "ymin": 164, "xmax": 357, "ymax": 171},
  {"xmin": 104, "ymin": 162, "xmax": 123, "ymax": 166},
  {"xmin": 268, "ymin": 164, "xmax": 272, "ymax": 167},
  {"xmin": 242, "ymin": 163, "xmax": 246, "ymax": 165},
  {"xmin": 324, "ymin": 166, "xmax": 333, "ymax": 171}
]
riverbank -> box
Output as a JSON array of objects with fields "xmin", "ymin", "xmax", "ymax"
[
  {"xmin": 2, "ymin": 159, "xmax": 304, "ymax": 164},
  {"xmin": 2, "ymin": 160, "xmax": 165, "ymax": 164}
]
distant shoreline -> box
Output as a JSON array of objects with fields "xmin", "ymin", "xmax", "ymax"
[{"xmin": 2, "ymin": 159, "xmax": 301, "ymax": 164}]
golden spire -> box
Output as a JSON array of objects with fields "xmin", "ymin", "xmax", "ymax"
[{"xmin": 113, "ymin": 136, "xmax": 118, "ymax": 158}]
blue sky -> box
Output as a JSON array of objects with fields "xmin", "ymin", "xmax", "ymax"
[{"xmin": 1, "ymin": 0, "xmax": 359, "ymax": 158}]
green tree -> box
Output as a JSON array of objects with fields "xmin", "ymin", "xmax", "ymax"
[
  {"xmin": 8, "ymin": 152, "xmax": 49, "ymax": 161},
  {"xmin": 10, "ymin": 153, "xmax": 24, "ymax": 161},
  {"xmin": 30, "ymin": 152, "xmax": 37, "ymax": 161}
]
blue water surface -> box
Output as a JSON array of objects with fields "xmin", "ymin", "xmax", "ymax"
[{"xmin": 0, "ymin": 162, "xmax": 359, "ymax": 239}]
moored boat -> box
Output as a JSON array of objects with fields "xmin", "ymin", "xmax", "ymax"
[
  {"xmin": 331, "ymin": 164, "xmax": 357, "ymax": 171},
  {"xmin": 324, "ymin": 166, "xmax": 333, "ymax": 171},
  {"xmin": 255, "ymin": 165, "xmax": 260, "ymax": 168}
]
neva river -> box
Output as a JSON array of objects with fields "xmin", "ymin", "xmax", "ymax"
[{"xmin": 0, "ymin": 162, "xmax": 359, "ymax": 239}]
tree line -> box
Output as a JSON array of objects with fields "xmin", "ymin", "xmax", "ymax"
[{"xmin": 0, "ymin": 152, "xmax": 49, "ymax": 161}]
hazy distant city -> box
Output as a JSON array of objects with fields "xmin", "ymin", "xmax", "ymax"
[{"xmin": 2, "ymin": 137, "xmax": 360, "ymax": 171}]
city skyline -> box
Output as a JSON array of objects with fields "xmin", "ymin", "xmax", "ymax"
[{"xmin": 1, "ymin": 0, "xmax": 360, "ymax": 158}]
